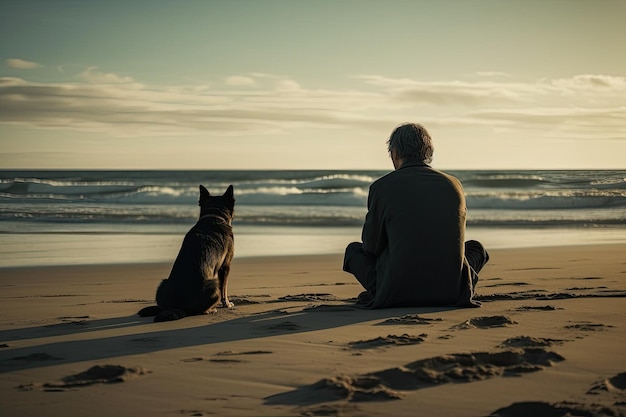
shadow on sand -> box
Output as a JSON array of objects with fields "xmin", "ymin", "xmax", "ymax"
[{"xmin": 0, "ymin": 301, "xmax": 454, "ymax": 374}]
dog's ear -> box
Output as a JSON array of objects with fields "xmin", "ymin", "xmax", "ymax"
[
  {"xmin": 199, "ymin": 185, "xmax": 211, "ymax": 200},
  {"xmin": 223, "ymin": 185, "xmax": 234, "ymax": 200}
]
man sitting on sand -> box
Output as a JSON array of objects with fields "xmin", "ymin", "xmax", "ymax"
[{"xmin": 343, "ymin": 123, "xmax": 489, "ymax": 308}]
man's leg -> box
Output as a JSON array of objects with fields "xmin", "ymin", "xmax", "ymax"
[
  {"xmin": 465, "ymin": 240, "xmax": 489, "ymax": 272},
  {"xmin": 464, "ymin": 240, "xmax": 490, "ymax": 287},
  {"xmin": 343, "ymin": 242, "xmax": 377, "ymax": 296}
]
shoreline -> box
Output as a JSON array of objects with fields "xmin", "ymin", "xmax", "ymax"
[
  {"xmin": 0, "ymin": 241, "xmax": 625, "ymax": 271},
  {"xmin": 2, "ymin": 225, "xmax": 626, "ymax": 268}
]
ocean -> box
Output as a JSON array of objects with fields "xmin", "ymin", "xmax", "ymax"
[{"xmin": 1, "ymin": 169, "xmax": 625, "ymax": 267}]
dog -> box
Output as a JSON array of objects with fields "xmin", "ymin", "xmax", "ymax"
[{"xmin": 138, "ymin": 185, "xmax": 235, "ymax": 322}]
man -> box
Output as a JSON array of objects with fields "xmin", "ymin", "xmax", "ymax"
[{"xmin": 343, "ymin": 123, "xmax": 489, "ymax": 308}]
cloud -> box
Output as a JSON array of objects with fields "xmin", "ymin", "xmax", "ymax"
[
  {"xmin": 550, "ymin": 74, "xmax": 626, "ymax": 89},
  {"xmin": 475, "ymin": 71, "xmax": 511, "ymax": 78},
  {"xmin": 225, "ymin": 76, "xmax": 256, "ymax": 86},
  {"xmin": 471, "ymin": 106, "xmax": 626, "ymax": 139},
  {"xmin": 80, "ymin": 67, "xmax": 137, "ymax": 84},
  {"xmin": 275, "ymin": 79, "xmax": 301, "ymax": 92},
  {"xmin": 6, "ymin": 58, "xmax": 41, "ymax": 69},
  {"xmin": 0, "ymin": 74, "xmax": 376, "ymax": 136},
  {"xmin": 0, "ymin": 71, "xmax": 624, "ymax": 141},
  {"xmin": 355, "ymin": 74, "xmax": 546, "ymax": 105}
]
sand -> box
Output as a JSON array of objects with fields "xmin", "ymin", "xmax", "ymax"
[{"xmin": 1, "ymin": 245, "xmax": 625, "ymax": 417}]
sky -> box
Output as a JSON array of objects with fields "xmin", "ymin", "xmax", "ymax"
[{"xmin": 1, "ymin": 0, "xmax": 625, "ymax": 170}]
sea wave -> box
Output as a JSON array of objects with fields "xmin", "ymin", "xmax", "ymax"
[
  {"xmin": 3, "ymin": 183, "xmax": 624, "ymax": 210},
  {"xmin": 466, "ymin": 190, "xmax": 626, "ymax": 210},
  {"xmin": 1, "ymin": 203, "xmax": 624, "ymax": 229},
  {"xmin": 0, "ymin": 179, "xmax": 140, "ymax": 199},
  {"xmin": 1, "ymin": 170, "xmax": 625, "ymax": 231},
  {"xmin": 0, "ymin": 180, "xmax": 371, "ymax": 206},
  {"xmin": 463, "ymin": 175, "xmax": 548, "ymax": 188}
]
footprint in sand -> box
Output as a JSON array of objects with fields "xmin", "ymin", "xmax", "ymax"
[
  {"xmin": 497, "ymin": 336, "xmax": 567, "ymax": 348},
  {"xmin": 208, "ymin": 358, "xmax": 247, "ymax": 363},
  {"xmin": 181, "ymin": 357, "xmax": 205, "ymax": 363},
  {"xmin": 474, "ymin": 290, "xmax": 614, "ymax": 302},
  {"xmin": 484, "ymin": 282, "xmax": 531, "ymax": 288},
  {"xmin": 228, "ymin": 297, "xmax": 261, "ymax": 305},
  {"xmin": 509, "ymin": 267, "xmax": 560, "ymax": 271},
  {"xmin": 347, "ymin": 334, "xmax": 427, "ymax": 350},
  {"xmin": 16, "ymin": 364, "xmax": 150, "ymax": 392},
  {"xmin": 564, "ymin": 286, "xmax": 609, "ymax": 291},
  {"xmin": 278, "ymin": 294, "xmax": 338, "ymax": 302},
  {"xmin": 587, "ymin": 371, "xmax": 626, "ymax": 395},
  {"xmin": 266, "ymin": 347, "xmax": 564, "ymax": 404},
  {"xmin": 301, "ymin": 404, "xmax": 360, "ymax": 417},
  {"xmin": 565, "ymin": 322, "xmax": 613, "ymax": 340},
  {"xmin": 515, "ymin": 305, "xmax": 560, "ymax": 311},
  {"xmin": 475, "ymin": 290, "xmax": 547, "ymax": 302},
  {"xmin": 488, "ymin": 401, "xmax": 622, "ymax": 417},
  {"xmin": 215, "ymin": 350, "xmax": 273, "ymax": 356},
  {"xmin": 180, "ymin": 411, "xmax": 204, "ymax": 417},
  {"xmin": 303, "ymin": 304, "xmax": 358, "ymax": 312},
  {"xmin": 538, "ymin": 290, "xmax": 626, "ymax": 300},
  {"xmin": 379, "ymin": 314, "xmax": 443, "ymax": 325},
  {"xmin": 565, "ymin": 322, "xmax": 614, "ymax": 332},
  {"xmin": 453, "ymin": 315, "xmax": 517, "ymax": 329},
  {"xmin": 45, "ymin": 317, "xmax": 90, "ymax": 327},
  {"xmin": 181, "ymin": 350, "xmax": 274, "ymax": 363}
]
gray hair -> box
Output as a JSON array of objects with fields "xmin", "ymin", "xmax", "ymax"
[{"xmin": 386, "ymin": 123, "xmax": 434, "ymax": 164}]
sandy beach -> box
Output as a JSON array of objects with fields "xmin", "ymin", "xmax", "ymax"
[{"xmin": 1, "ymin": 245, "xmax": 625, "ymax": 417}]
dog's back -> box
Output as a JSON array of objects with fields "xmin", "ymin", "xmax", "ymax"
[{"xmin": 138, "ymin": 185, "xmax": 235, "ymax": 322}]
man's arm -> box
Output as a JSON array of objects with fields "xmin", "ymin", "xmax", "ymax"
[{"xmin": 361, "ymin": 184, "xmax": 387, "ymax": 257}]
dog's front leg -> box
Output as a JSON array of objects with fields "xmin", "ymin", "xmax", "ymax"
[{"xmin": 218, "ymin": 264, "xmax": 234, "ymax": 308}]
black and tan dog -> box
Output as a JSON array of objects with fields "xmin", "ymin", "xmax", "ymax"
[{"xmin": 138, "ymin": 185, "xmax": 235, "ymax": 322}]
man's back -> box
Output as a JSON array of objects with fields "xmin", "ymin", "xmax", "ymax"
[
  {"xmin": 361, "ymin": 163, "xmax": 472, "ymax": 308},
  {"xmin": 343, "ymin": 122, "xmax": 487, "ymax": 309}
]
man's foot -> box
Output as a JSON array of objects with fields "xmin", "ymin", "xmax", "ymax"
[{"xmin": 357, "ymin": 291, "xmax": 374, "ymax": 304}]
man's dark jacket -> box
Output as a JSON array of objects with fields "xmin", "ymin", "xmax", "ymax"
[{"xmin": 361, "ymin": 162, "xmax": 478, "ymax": 308}]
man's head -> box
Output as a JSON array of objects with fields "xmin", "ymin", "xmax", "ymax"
[{"xmin": 387, "ymin": 123, "xmax": 434, "ymax": 169}]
